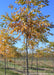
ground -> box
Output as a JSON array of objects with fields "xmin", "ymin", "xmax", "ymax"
[{"xmin": 0, "ymin": 57, "xmax": 54, "ymax": 75}]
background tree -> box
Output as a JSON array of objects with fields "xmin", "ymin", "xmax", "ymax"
[{"xmin": 0, "ymin": 29, "xmax": 16, "ymax": 75}]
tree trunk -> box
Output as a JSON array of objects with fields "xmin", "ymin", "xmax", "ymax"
[
  {"xmin": 53, "ymin": 57, "xmax": 54, "ymax": 72},
  {"xmin": 4, "ymin": 58, "xmax": 6, "ymax": 75},
  {"xmin": 14, "ymin": 57, "xmax": 15, "ymax": 69},
  {"xmin": 23, "ymin": 52, "xmax": 25, "ymax": 73},
  {"xmin": 26, "ymin": 35, "xmax": 29, "ymax": 75},
  {"xmin": 36, "ymin": 58, "xmax": 38, "ymax": 75},
  {"xmin": 31, "ymin": 49, "xmax": 33, "ymax": 69},
  {"xmin": 7, "ymin": 58, "xmax": 8, "ymax": 68}
]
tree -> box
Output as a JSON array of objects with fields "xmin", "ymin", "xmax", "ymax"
[
  {"xmin": 0, "ymin": 29, "xmax": 16, "ymax": 75},
  {"xmin": 48, "ymin": 42, "xmax": 54, "ymax": 72},
  {"xmin": 1, "ymin": 0, "xmax": 51, "ymax": 75}
]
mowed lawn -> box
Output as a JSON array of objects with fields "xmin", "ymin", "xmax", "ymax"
[
  {"xmin": 0, "ymin": 68, "xmax": 21, "ymax": 75},
  {"xmin": 0, "ymin": 68, "xmax": 54, "ymax": 75},
  {"xmin": 0, "ymin": 58, "xmax": 54, "ymax": 75}
]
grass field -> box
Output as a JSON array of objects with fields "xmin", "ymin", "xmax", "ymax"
[
  {"xmin": 0, "ymin": 57, "xmax": 54, "ymax": 75},
  {"xmin": 0, "ymin": 68, "xmax": 22, "ymax": 75}
]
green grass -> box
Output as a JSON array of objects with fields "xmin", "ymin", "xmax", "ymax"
[
  {"xmin": 0, "ymin": 68, "xmax": 22, "ymax": 75},
  {"xmin": 0, "ymin": 58, "xmax": 54, "ymax": 75}
]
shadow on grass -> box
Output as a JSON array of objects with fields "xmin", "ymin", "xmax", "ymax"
[
  {"xmin": 29, "ymin": 67, "xmax": 54, "ymax": 73},
  {"xmin": 0, "ymin": 68, "xmax": 21, "ymax": 75},
  {"xmin": 9, "ymin": 71, "xmax": 21, "ymax": 75}
]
